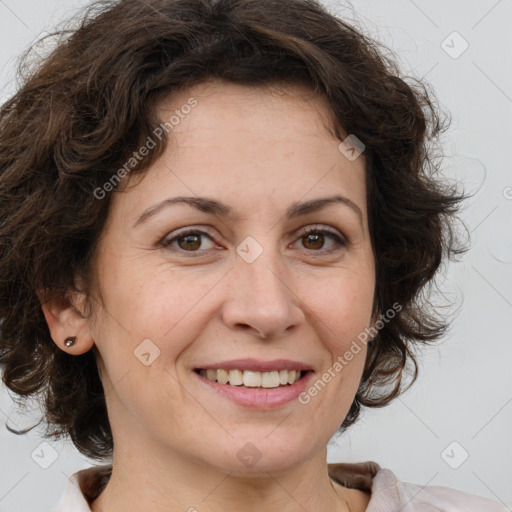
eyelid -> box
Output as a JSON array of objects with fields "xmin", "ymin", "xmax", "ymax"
[
  {"xmin": 296, "ymin": 224, "xmax": 346, "ymax": 240},
  {"xmin": 159, "ymin": 226, "xmax": 218, "ymax": 249},
  {"xmin": 292, "ymin": 224, "xmax": 347, "ymax": 251},
  {"xmin": 160, "ymin": 224, "xmax": 348, "ymax": 255}
]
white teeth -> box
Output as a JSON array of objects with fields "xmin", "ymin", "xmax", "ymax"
[
  {"xmin": 201, "ymin": 368, "xmax": 303, "ymax": 387},
  {"xmin": 217, "ymin": 369, "xmax": 229, "ymax": 385},
  {"xmin": 243, "ymin": 370, "xmax": 261, "ymax": 387},
  {"xmin": 261, "ymin": 371, "xmax": 281, "ymax": 388},
  {"xmin": 228, "ymin": 369, "xmax": 243, "ymax": 386}
]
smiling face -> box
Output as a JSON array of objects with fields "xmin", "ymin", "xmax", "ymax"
[{"xmin": 59, "ymin": 79, "xmax": 376, "ymax": 475}]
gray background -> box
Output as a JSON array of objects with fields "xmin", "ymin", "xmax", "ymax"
[{"xmin": 0, "ymin": 0, "xmax": 511, "ymax": 510}]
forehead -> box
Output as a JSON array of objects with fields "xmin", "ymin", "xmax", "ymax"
[
  {"xmin": 159, "ymin": 79, "xmax": 341, "ymax": 141},
  {"xmin": 117, "ymin": 80, "xmax": 367, "ymax": 226}
]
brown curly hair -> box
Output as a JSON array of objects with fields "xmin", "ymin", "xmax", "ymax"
[{"xmin": 0, "ymin": 0, "xmax": 468, "ymax": 462}]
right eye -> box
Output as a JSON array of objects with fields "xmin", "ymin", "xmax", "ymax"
[{"xmin": 160, "ymin": 228, "xmax": 219, "ymax": 256}]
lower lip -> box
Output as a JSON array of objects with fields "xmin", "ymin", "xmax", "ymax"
[{"xmin": 194, "ymin": 371, "xmax": 314, "ymax": 409}]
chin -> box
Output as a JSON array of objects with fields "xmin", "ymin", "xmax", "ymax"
[{"xmin": 203, "ymin": 433, "xmax": 320, "ymax": 476}]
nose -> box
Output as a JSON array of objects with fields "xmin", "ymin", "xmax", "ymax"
[{"xmin": 221, "ymin": 251, "xmax": 305, "ymax": 339}]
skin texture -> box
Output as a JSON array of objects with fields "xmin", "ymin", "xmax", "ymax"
[{"xmin": 41, "ymin": 79, "xmax": 375, "ymax": 512}]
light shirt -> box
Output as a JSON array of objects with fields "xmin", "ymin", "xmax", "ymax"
[{"xmin": 54, "ymin": 461, "xmax": 508, "ymax": 511}]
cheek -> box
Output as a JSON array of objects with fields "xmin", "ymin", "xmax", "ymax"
[
  {"xmin": 297, "ymin": 267, "xmax": 373, "ymax": 416},
  {"xmin": 89, "ymin": 264, "xmax": 204, "ymax": 431},
  {"xmin": 91, "ymin": 256, "xmax": 220, "ymax": 379},
  {"xmin": 94, "ymin": 246, "xmax": 202, "ymax": 332},
  {"xmin": 298, "ymin": 279, "xmax": 371, "ymax": 430},
  {"xmin": 304, "ymin": 268, "xmax": 375, "ymax": 347}
]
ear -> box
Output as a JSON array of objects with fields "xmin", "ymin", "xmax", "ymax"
[{"xmin": 37, "ymin": 288, "xmax": 95, "ymax": 355}]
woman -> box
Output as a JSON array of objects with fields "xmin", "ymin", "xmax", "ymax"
[{"xmin": 0, "ymin": 0, "xmax": 506, "ymax": 510}]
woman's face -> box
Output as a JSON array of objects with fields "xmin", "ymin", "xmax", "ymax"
[{"xmin": 82, "ymin": 80, "xmax": 376, "ymax": 474}]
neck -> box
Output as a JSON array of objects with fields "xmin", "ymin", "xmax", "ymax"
[{"xmin": 90, "ymin": 443, "xmax": 353, "ymax": 512}]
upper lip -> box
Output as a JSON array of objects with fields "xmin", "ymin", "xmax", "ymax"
[{"xmin": 195, "ymin": 359, "xmax": 314, "ymax": 372}]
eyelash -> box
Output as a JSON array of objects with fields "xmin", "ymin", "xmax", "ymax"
[{"xmin": 160, "ymin": 225, "xmax": 347, "ymax": 257}]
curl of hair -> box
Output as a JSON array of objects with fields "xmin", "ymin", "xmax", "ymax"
[{"xmin": 0, "ymin": 0, "xmax": 469, "ymax": 461}]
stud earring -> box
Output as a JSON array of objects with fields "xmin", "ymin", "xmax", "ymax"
[{"xmin": 64, "ymin": 336, "xmax": 77, "ymax": 347}]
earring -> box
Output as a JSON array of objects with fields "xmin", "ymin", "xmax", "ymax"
[{"xmin": 64, "ymin": 336, "xmax": 77, "ymax": 347}]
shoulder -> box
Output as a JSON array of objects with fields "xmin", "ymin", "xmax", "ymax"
[
  {"xmin": 371, "ymin": 467, "xmax": 509, "ymax": 511},
  {"xmin": 54, "ymin": 465, "xmax": 112, "ymax": 512},
  {"xmin": 328, "ymin": 462, "xmax": 508, "ymax": 511}
]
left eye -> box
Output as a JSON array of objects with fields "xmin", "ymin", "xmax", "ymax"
[
  {"xmin": 294, "ymin": 226, "xmax": 347, "ymax": 253},
  {"xmin": 161, "ymin": 226, "xmax": 347, "ymax": 255}
]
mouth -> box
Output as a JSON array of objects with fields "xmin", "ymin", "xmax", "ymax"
[
  {"xmin": 194, "ymin": 368, "xmax": 311, "ymax": 389},
  {"xmin": 192, "ymin": 359, "xmax": 315, "ymax": 408},
  {"xmin": 193, "ymin": 367, "xmax": 314, "ymax": 408}
]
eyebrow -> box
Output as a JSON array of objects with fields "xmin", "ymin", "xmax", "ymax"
[{"xmin": 133, "ymin": 194, "xmax": 364, "ymax": 229}]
